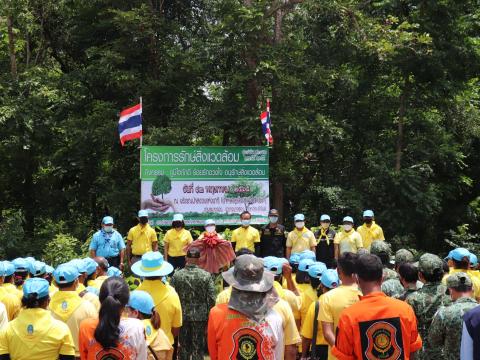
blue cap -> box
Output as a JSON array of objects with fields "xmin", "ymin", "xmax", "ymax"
[
  {"xmin": 45, "ymin": 265, "xmax": 54, "ymax": 274},
  {"xmin": 343, "ymin": 216, "xmax": 354, "ymax": 223},
  {"xmin": 173, "ymin": 214, "xmax": 184, "ymax": 222},
  {"xmin": 470, "ymin": 254, "xmax": 478, "ymax": 267},
  {"xmin": 131, "ymin": 251, "xmax": 174, "ymax": 278},
  {"xmin": 102, "ymin": 216, "xmax": 114, "ymax": 225},
  {"xmin": 363, "ymin": 210, "xmax": 374, "ymax": 217},
  {"xmin": 320, "ymin": 214, "xmax": 331, "ymax": 222},
  {"xmin": 53, "ymin": 264, "xmax": 79, "ymax": 284},
  {"xmin": 0, "ymin": 262, "xmax": 5, "ymax": 277},
  {"xmin": 299, "ymin": 250, "xmax": 316, "ymax": 262},
  {"xmin": 83, "ymin": 258, "xmax": 98, "ymax": 276},
  {"xmin": 444, "ymin": 250, "xmax": 454, "ymax": 261},
  {"xmin": 308, "ymin": 262, "xmax": 327, "ymax": 278},
  {"xmin": 31, "ymin": 261, "xmax": 46, "ymax": 276},
  {"xmin": 12, "ymin": 258, "xmax": 31, "ymax": 273},
  {"xmin": 264, "ymin": 257, "xmax": 288, "ymax": 276},
  {"xmin": 451, "ymin": 248, "xmax": 471, "ymax": 261},
  {"xmin": 128, "ymin": 290, "xmax": 155, "ymax": 315},
  {"xmin": 205, "ymin": 219, "xmax": 215, "ymax": 226},
  {"xmin": 1, "ymin": 261, "xmax": 15, "ymax": 277},
  {"xmin": 289, "ymin": 253, "xmax": 301, "ymax": 265},
  {"xmin": 321, "ymin": 269, "xmax": 339, "ymax": 289},
  {"xmin": 107, "ymin": 266, "xmax": 122, "ymax": 277},
  {"xmin": 67, "ymin": 259, "xmax": 88, "ymax": 274},
  {"xmin": 294, "ymin": 214, "xmax": 305, "ymax": 222},
  {"xmin": 23, "ymin": 278, "xmax": 50, "ymax": 299},
  {"xmin": 298, "ymin": 259, "xmax": 315, "ymax": 272},
  {"xmin": 138, "ymin": 210, "xmax": 149, "ymax": 218}
]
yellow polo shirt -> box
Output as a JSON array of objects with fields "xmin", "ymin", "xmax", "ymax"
[
  {"xmin": 49, "ymin": 291, "xmax": 97, "ymax": 356},
  {"xmin": 301, "ymin": 298, "xmax": 328, "ymax": 345},
  {"xmin": 0, "ymin": 308, "xmax": 75, "ymax": 359},
  {"xmin": 299, "ymin": 285, "xmax": 318, "ymax": 325},
  {"xmin": 127, "ymin": 223, "xmax": 158, "ymax": 255},
  {"xmin": 143, "ymin": 319, "xmax": 173, "ymax": 360},
  {"xmin": 0, "ymin": 283, "xmax": 22, "ymax": 300},
  {"xmin": 88, "ymin": 275, "xmax": 109, "ymax": 290},
  {"xmin": 136, "ymin": 280, "xmax": 182, "ymax": 344},
  {"xmin": 164, "ymin": 228, "xmax": 193, "ymax": 257},
  {"xmin": 286, "ymin": 228, "xmax": 316, "ymax": 254},
  {"xmin": 333, "ymin": 230, "xmax": 363, "ymax": 254},
  {"xmin": 231, "ymin": 226, "xmax": 260, "ymax": 252},
  {"xmin": 0, "ymin": 288, "xmax": 21, "ymax": 321},
  {"xmin": 356, "ymin": 222, "xmax": 385, "ymax": 250},
  {"xmin": 273, "ymin": 281, "xmax": 301, "ymax": 320}
]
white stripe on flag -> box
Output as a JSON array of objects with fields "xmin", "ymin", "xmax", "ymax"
[
  {"xmin": 119, "ymin": 125, "xmax": 142, "ymax": 138},
  {"xmin": 119, "ymin": 109, "xmax": 142, "ymax": 124}
]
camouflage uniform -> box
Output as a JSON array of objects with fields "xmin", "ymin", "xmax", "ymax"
[
  {"xmin": 428, "ymin": 272, "xmax": 478, "ymax": 360},
  {"xmin": 382, "ymin": 278, "xmax": 404, "ymax": 298},
  {"xmin": 398, "ymin": 286, "xmax": 418, "ymax": 301},
  {"xmin": 370, "ymin": 240, "xmax": 399, "ymax": 282},
  {"xmin": 171, "ymin": 263, "xmax": 216, "ymax": 360},
  {"xmin": 383, "ymin": 267, "xmax": 399, "ymax": 281},
  {"xmin": 406, "ymin": 253, "xmax": 451, "ymax": 360}
]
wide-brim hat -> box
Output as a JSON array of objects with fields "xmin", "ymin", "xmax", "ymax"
[
  {"xmin": 222, "ymin": 255, "xmax": 274, "ymax": 293},
  {"xmin": 131, "ymin": 251, "xmax": 174, "ymax": 277}
]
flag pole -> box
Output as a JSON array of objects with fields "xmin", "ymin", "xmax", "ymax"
[
  {"xmin": 267, "ymin": 98, "xmax": 271, "ymax": 148},
  {"xmin": 139, "ymin": 96, "xmax": 143, "ymax": 181}
]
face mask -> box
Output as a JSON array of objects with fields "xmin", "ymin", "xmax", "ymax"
[
  {"xmin": 295, "ymin": 222, "xmax": 305, "ymax": 229},
  {"xmin": 103, "ymin": 226, "xmax": 113, "ymax": 233},
  {"xmin": 139, "ymin": 217, "xmax": 148, "ymax": 225},
  {"xmin": 365, "ymin": 219, "xmax": 373, "ymax": 224},
  {"xmin": 269, "ymin": 216, "xmax": 278, "ymax": 224},
  {"xmin": 205, "ymin": 225, "xmax": 216, "ymax": 233},
  {"xmin": 343, "ymin": 224, "xmax": 353, "ymax": 231},
  {"xmin": 321, "ymin": 223, "xmax": 330, "ymax": 229},
  {"xmin": 241, "ymin": 219, "xmax": 251, "ymax": 226}
]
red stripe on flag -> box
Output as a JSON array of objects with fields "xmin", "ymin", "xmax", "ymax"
[
  {"xmin": 120, "ymin": 130, "xmax": 143, "ymax": 146},
  {"xmin": 120, "ymin": 103, "xmax": 142, "ymax": 117}
]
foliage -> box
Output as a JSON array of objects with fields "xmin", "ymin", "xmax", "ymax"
[
  {"xmin": 42, "ymin": 234, "xmax": 82, "ymax": 267},
  {"xmin": 152, "ymin": 175, "xmax": 172, "ymax": 199},
  {"xmin": 225, "ymin": 179, "xmax": 267, "ymax": 211},
  {"xmin": 444, "ymin": 224, "xmax": 480, "ymax": 257},
  {"xmin": 0, "ymin": 210, "xmax": 25, "ymax": 259}
]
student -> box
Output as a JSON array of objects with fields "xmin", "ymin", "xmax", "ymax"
[
  {"xmin": 163, "ymin": 214, "xmax": 193, "ymax": 270},
  {"xmin": 231, "ymin": 211, "xmax": 261, "ymax": 254},
  {"xmin": 79, "ymin": 277, "xmax": 147, "ymax": 359},
  {"xmin": 286, "ymin": 214, "xmax": 316, "ymax": 259},
  {"xmin": 333, "ymin": 216, "xmax": 363, "ymax": 259},
  {"xmin": 0, "ymin": 278, "xmax": 75, "ymax": 359},
  {"xmin": 0, "ymin": 262, "xmax": 21, "ymax": 321},
  {"xmin": 127, "ymin": 291, "xmax": 173, "ymax": 360}
]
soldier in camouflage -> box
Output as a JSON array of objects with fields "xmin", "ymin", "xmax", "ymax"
[
  {"xmin": 382, "ymin": 249, "xmax": 416, "ymax": 298},
  {"xmin": 370, "ymin": 240, "xmax": 399, "ymax": 285},
  {"xmin": 429, "ymin": 272, "xmax": 478, "ymax": 360},
  {"xmin": 406, "ymin": 253, "xmax": 451, "ymax": 360},
  {"xmin": 171, "ymin": 248, "xmax": 216, "ymax": 360}
]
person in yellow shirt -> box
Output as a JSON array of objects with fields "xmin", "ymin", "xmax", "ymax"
[
  {"xmin": 126, "ymin": 290, "xmax": 173, "ymax": 360},
  {"xmin": 299, "ymin": 262, "xmax": 327, "ymax": 327},
  {"xmin": 356, "ymin": 210, "xmax": 385, "ymax": 250},
  {"xmin": 0, "ymin": 278, "xmax": 75, "ymax": 359},
  {"xmin": 0, "ymin": 262, "xmax": 21, "ymax": 320},
  {"xmin": 301, "ymin": 269, "xmax": 340, "ymax": 360},
  {"xmin": 49, "ymin": 263, "xmax": 97, "ymax": 357},
  {"xmin": 164, "ymin": 213, "xmax": 193, "ymax": 270},
  {"xmin": 230, "ymin": 211, "xmax": 261, "ymax": 253},
  {"xmin": 11, "ymin": 258, "xmax": 30, "ymax": 289},
  {"xmin": 333, "ymin": 216, "xmax": 363, "ymax": 259},
  {"xmin": 0, "ymin": 262, "xmax": 21, "ymax": 300},
  {"xmin": 442, "ymin": 248, "xmax": 480, "ymax": 301},
  {"xmin": 87, "ymin": 257, "xmax": 109, "ymax": 290},
  {"xmin": 319, "ymin": 252, "xmax": 361, "ymax": 359},
  {"xmin": 286, "ymin": 214, "xmax": 316, "ymax": 259},
  {"xmin": 133, "ymin": 251, "xmax": 182, "ymax": 345},
  {"xmin": 64, "ymin": 259, "xmax": 101, "ymax": 312},
  {"xmin": 127, "ymin": 209, "xmax": 158, "ymax": 266}
]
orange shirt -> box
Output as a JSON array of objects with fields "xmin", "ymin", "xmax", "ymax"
[
  {"xmin": 208, "ymin": 303, "xmax": 284, "ymax": 360},
  {"xmin": 332, "ymin": 292, "xmax": 422, "ymax": 360}
]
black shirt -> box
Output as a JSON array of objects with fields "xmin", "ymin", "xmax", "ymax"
[
  {"xmin": 260, "ymin": 224, "xmax": 286, "ymax": 258},
  {"xmin": 314, "ymin": 228, "xmax": 336, "ymax": 268}
]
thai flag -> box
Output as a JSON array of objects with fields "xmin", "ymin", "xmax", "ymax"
[
  {"xmin": 118, "ymin": 103, "xmax": 142, "ymax": 146},
  {"xmin": 260, "ymin": 99, "xmax": 273, "ymax": 145}
]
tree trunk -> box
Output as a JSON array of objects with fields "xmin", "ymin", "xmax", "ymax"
[
  {"xmin": 273, "ymin": 182, "xmax": 284, "ymax": 223},
  {"xmin": 7, "ymin": 15, "xmax": 17, "ymax": 79},
  {"xmin": 395, "ymin": 78, "xmax": 410, "ymax": 172}
]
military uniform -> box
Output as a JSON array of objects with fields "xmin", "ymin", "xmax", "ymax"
[
  {"xmin": 399, "ymin": 286, "xmax": 418, "ymax": 301},
  {"xmin": 383, "ymin": 267, "xmax": 399, "ymax": 281},
  {"xmin": 260, "ymin": 224, "xmax": 286, "ymax": 258},
  {"xmin": 170, "ymin": 264, "xmax": 216, "ymax": 360},
  {"xmin": 381, "ymin": 278, "xmax": 404, "ymax": 298}
]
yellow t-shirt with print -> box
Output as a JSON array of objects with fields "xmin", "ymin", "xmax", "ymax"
[
  {"xmin": 231, "ymin": 226, "xmax": 260, "ymax": 252},
  {"xmin": 333, "ymin": 230, "xmax": 363, "ymax": 254},
  {"xmin": 300, "ymin": 285, "xmax": 318, "ymax": 325},
  {"xmin": 286, "ymin": 228, "xmax": 316, "ymax": 254},
  {"xmin": 301, "ymin": 298, "xmax": 328, "ymax": 346},
  {"xmin": 164, "ymin": 228, "xmax": 193, "ymax": 257},
  {"xmin": 127, "ymin": 223, "xmax": 158, "ymax": 255},
  {"xmin": 136, "ymin": 280, "xmax": 182, "ymax": 344},
  {"xmin": 273, "ymin": 281, "xmax": 301, "ymax": 320},
  {"xmin": 1, "ymin": 283, "xmax": 23, "ymax": 300},
  {"xmin": 143, "ymin": 319, "xmax": 173, "ymax": 360},
  {"xmin": 0, "ymin": 308, "xmax": 75, "ymax": 360},
  {"xmin": 356, "ymin": 222, "xmax": 385, "ymax": 250},
  {"xmin": 0, "ymin": 288, "xmax": 21, "ymax": 321}
]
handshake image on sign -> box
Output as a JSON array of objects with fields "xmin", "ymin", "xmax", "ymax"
[{"xmin": 141, "ymin": 175, "xmax": 176, "ymax": 213}]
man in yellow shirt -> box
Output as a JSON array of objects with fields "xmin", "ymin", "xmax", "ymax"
[
  {"xmin": 127, "ymin": 210, "xmax": 158, "ymax": 266},
  {"xmin": 443, "ymin": 248, "xmax": 480, "ymax": 301},
  {"xmin": 333, "ymin": 216, "xmax": 363, "ymax": 259},
  {"xmin": 87, "ymin": 257, "xmax": 110, "ymax": 290},
  {"xmin": 230, "ymin": 211, "xmax": 261, "ymax": 253},
  {"xmin": 356, "ymin": 210, "xmax": 385, "ymax": 250},
  {"xmin": 286, "ymin": 214, "xmax": 316, "ymax": 259},
  {"xmin": 319, "ymin": 252, "xmax": 361, "ymax": 359},
  {"xmin": 0, "ymin": 262, "xmax": 21, "ymax": 320},
  {"xmin": 164, "ymin": 213, "xmax": 193, "ymax": 270},
  {"xmin": 0, "ymin": 262, "xmax": 21, "ymax": 300},
  {"xmin": 133, "ymin": 251, "xmax": 182, "ymax": 345},
  {"xmin": 49, "ymin": 263, "xmax": 97, "ymax": 357}
]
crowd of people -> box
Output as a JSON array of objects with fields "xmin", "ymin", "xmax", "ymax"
[{"xmin": 0, "ymin": 208, "xmax": 479, "ymax": 359}]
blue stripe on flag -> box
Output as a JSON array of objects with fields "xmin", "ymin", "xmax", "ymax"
[{"xmin": 118, "ymin": 114, "xmax": 142, "ymax": 133}]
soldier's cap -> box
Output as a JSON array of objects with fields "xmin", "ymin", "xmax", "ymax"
[
  {"xmin": 357, "ymin": 248, "xmax": 370, "ymax": 256},
  {"xmin": 446, "ymin": 272, "xmax": 472, "ymax": 290},
  {"xmin": 268, "ymin": 209, "xmax": 279, "ymax": 216},
  {"xmin": 418, "ymin": 253, "xmax": 443, "ymax": 275},
  {"xmin": 370, "ymin": 241, "xmax": 391, "ymax": 256},
  {"xmin": 395, "ymin": 249, "xmax": 414, "ymax": 265},
  {"xmin": 222, "ymin": 255, "xmax": 274, "ymax": 293},
  {"xmin": 186, "ymin": 248, "xmax": 201, "ymax": 259}
]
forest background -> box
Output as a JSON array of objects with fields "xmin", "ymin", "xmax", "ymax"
[{"xmin": 0, "ymin": 0, "xmax": 479, "ymax": 262}]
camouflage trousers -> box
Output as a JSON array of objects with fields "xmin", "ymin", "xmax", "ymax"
[{"xmin": 179, "ymin": 321, "xmax": 207, "ymax": 360}]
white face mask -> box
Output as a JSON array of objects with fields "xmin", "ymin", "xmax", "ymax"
[
  {"xmin": 295, "ymin": 222, "xmax": 305, "ymax": 229},
  {"xmin": 269, "ymin": 216, "xmax": 278, "ymax": 224},
  {"xmin": 343, "ymin": 224, "xmax": 353, "ymax": 232},
  {"xmin": 205, "ymin": 225, "xmax": 216, "ymax": 233},
  {"xmin": 321, "ymin": 222, "xmax": 330, "ymax": 229},
  {"xmin": 241, "ymin": 219, "xmax": 251, "ymax": 227},
  {"xmin": 103, "ymin": 226, "xmax": 113, "ymax": 233}
]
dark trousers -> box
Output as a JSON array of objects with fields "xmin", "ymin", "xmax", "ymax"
[
  {"xmin": 310, "ymin": 345, "xmax": 329, "ymax": 360},
  {"xmin": 105, "ymin": 256, "xmax": 120, "ymax": 268},
  {"xmin": 179, "ymin": 321, "xmax": 207, "ymax": 360},
  {"xmin": 169, "ymin": 255, "xmax": 186, "ymax": 270}
]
